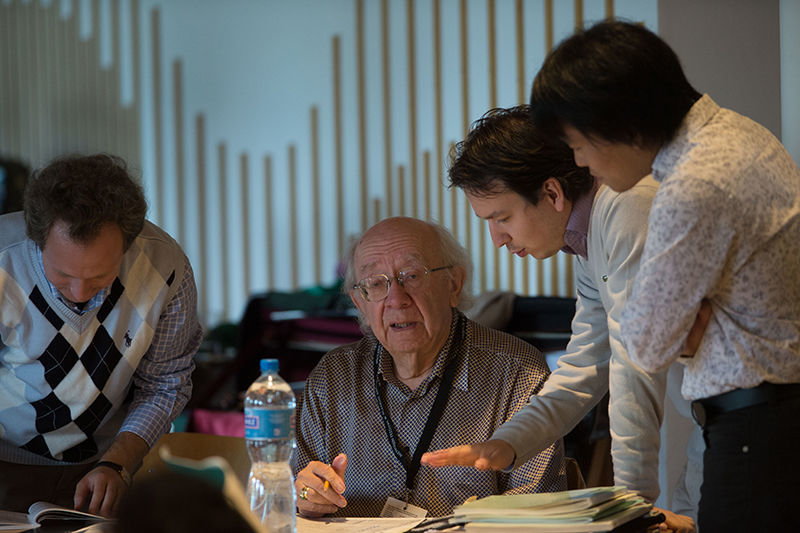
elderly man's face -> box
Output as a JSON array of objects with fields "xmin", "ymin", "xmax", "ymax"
[{"xmin": 351, "ymin": 219, "xmax": 464, "ymax": 361}]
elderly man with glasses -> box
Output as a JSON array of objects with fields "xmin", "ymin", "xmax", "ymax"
[{"xmin": 292, "ymin": 216, "xmax": 565, "ymax": 518}]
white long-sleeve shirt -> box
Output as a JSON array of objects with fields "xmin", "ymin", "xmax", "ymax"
[{"xmin": 622, "ymin": 95, "xmax": 800, "ymax": 401}]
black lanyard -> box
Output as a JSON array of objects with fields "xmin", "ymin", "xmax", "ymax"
[{"xmin": 372, "ymin": 315, "xmax": 464, "ymax": 498}]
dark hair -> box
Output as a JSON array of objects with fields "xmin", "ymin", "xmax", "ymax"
[
  {"xmin": 448, "ymin": 105, "xmax": 593, "ymax": 205},
  {"xmin": 24, "ymin": 154, "xmax": 147, "ymax": 250},
  {"xmin": 531, "ymin": 20, "xmax": 701, "ymax": 147}
]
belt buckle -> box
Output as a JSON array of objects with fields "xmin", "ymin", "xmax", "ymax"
[{"xmin": 691, "ymin": 400, "xmax": 706, "ymax": 427}]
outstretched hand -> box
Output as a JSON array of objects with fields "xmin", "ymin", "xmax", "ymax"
[{"xmin": 421, "ymin": 439, "xmax": 516, "ymax": 471}]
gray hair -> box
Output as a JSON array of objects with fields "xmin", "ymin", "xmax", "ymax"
[{"xmin": 344, "ymin": 218, "xmax": 474, "ymax": 331}]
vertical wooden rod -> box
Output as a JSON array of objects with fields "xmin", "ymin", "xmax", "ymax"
[
  {"xmin": 516, "ymin": 0, "xmax": 530, "ymax": 294},
  {"xmin": 407, "ymin": 0, "xmax": 418, "ymax": 218},
  {"xmin": 539, "ymin": 0, "xmax": 555, "ymax": 295},
  {"xmin": 111, "ymin": 0, "xmax": 121, "ymax": 158},
  {"xmin": 432, "ymin": 0, "xmax": 444, "ymax": 222},
  {"xmin": 131, "ymin": 0, "xmax": 142, "ymax": 168},
  {"xmin": 217, "ymin": 143, "xmax": 229, "ymax": 319},
  {"xmin": 150, "ymin": 8, "xmax": 164, "ymax": 223},
  {"xmin": 288, "ymin": 145, "xmax": 299, "ymax": 290},
  {"xmin": 332, "ymin": 36, "xmax": 344, "ymax": 256},
  {"xmin": 264, "ymin": 156, "xmax": 275, "ymax": 290},
  {"xmin": 459, "ymin": 0, "xmax": 480, "ymax": 291},
  {"xmin": 239, "ymin": 152, "xmax": 251, "ymax": 297},
  {"xmin": 172, "ymin": 60, "xmax": 185, "ymax": 244},
  {"xmin": 372, "ymin": 198, "xmax": 381, "ymax": 227},
  {"xmin": 381, "ymin": 0, "xmax": 393, "ymax": 216},
  {"xmin": 195, "ymin": 114, "xmax": 208, "ymax": 323},
  {"xmin": 487, "ymin": 0, "xmax": 497, "ymax": 108},
  {"xmin": 398, "ymin": 165, "xmax": 406, "ymax": 215},
  {"xmin": 356, "ymin": 0, "xmax": 368, "ymax": 231},
  {"xmin": 311, "ymin": 107, "xmax": 322, "ymax": 283},
  {"xmin": 545, "ymin": 0, "xmax": 554, "ymax": 54},
  {"xmin": 449, "ymin": 142, "xmax": 458, "ymax": 240},
  {"xmin": 90, "ymin": 0, "xmax": 101, "ymax": 156},
  {"xmin": 39, "ymin": 2, "xmax": 54, "ymax": 161},
  {"xmin": 516, "ymin": 0, "xmax": 525, "ymax": 105},
  {"xmin": 459, "ymin": 0, "xmax": 469, "ymax": 135},
  {"xmin": 487, "ymin": 0, "xmax": 502, "ymax": 290},
  {"xmin": 423, "ymin": 150, "xmax": 431, "ymax": 220}
]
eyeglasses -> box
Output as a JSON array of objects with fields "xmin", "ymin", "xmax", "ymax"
[{"xmin": 353, "ymin": 265, "xmax": 453, "ymax": 302}]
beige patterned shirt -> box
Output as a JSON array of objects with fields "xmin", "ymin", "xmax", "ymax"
[
  {"xmin": 622, "ymin": 95, "xmax": 800, "ymax": 400},
  {"xmin": 293, "ymin": 311, "xmax": 566, "ymax": 517}
]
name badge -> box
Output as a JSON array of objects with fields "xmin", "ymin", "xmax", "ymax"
[{"xmin": 380, "ymin": 496, "xmax": 428, "ymax": 518}]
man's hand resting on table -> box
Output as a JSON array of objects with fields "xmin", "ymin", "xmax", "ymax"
[
  {"xmin": 74, "ymin": 431, "xmax": 147, "ymax": 517},
  {"xmin": 295, "ymin": 453, "xmax": 348, "ymax": 517},
  {"xmin": 74, "ymin": 465, "xmax": 128, "ymax": 517},
  {"xmin": 421, "ymin": 439, "xmax": 515, "ymax": 471}
]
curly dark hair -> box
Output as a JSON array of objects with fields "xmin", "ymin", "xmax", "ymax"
[
  {"xmin": 24, "ymin": 154, "xmax": 148, "ymax": 250},
  {"xmin": 531, "ymin": 20, "xmax": 701, "ymax": 147},
  {"xmin": 448, "ymin": 105, "xmax": 593, "ymax": 204}
]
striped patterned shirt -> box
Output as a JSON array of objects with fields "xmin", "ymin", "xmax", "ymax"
[{"xmin": 294, "ymin": 311, "xmax": 566, "ymax": 517}]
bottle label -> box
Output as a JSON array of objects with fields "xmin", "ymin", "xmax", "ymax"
[{"xmin": 244, "ymin": 407, "xmax": 294, "ymax": 439}]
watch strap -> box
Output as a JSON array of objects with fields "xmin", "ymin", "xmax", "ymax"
[{"xmin": 95, "ymin": 460, "xmax": 132, "ymax": 486}]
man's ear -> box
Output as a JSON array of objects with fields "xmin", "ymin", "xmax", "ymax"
[
  {"xmin": 350, "ymin": 290, "xmax": 366, "ymax": 314},
  {"xmin": 541, "ymin": 177, "xmax": 567, "ymax": 213},
  {"xmin": 448, "ymin": 266, "xmax": 466, "ymax": 308}
]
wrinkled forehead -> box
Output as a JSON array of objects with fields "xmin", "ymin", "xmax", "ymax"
[{"xmin": 354, "ymin": 225, "xmax": 440, "ymax": 275}]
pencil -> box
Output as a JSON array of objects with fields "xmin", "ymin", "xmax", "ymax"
[{"xmin": 323, "ymin": 480, "xmax": 330, "ymax": 491}]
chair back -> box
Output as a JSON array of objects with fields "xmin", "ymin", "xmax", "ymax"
[{"xmin": 137, "ymin": 432, "xmax": 251, "ymax": 487}]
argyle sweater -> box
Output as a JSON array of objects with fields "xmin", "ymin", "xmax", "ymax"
[{"xmin": 0, "ymin": 212, "xmax": 184, "ymax": 464}]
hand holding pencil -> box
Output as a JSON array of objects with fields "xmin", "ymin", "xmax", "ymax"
[{"xmin": 295, "ymin": 453, "xmax": 349, "ymax": 518}]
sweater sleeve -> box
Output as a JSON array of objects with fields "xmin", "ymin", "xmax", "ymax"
[{"xmin": 492, "ymin": 257, "xmax": 611, "ymax": 468}]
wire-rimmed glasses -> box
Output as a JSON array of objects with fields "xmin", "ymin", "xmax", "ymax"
[{"xmin": 353, "ymin": 265, "xmax": 453, "ymax": 302}]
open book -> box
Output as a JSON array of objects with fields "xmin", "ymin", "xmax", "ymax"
[{"xmin": 0, "ymin": 502, "xmax": 106, "ymax": 532}]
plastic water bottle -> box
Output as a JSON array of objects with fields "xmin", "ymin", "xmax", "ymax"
[{"xmin": 244, "ymin": 358, "xmax": 297, "ymax": 533}]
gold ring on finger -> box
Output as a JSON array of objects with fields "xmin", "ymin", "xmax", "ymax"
[{"xmin": 299, "ymin": 486, "xmax": 311, "ymax": 500}]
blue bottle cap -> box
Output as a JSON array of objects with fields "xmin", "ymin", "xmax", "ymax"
[{"xmin": 260, "ymin": 358, "xmax": 279, "ymax": 373}]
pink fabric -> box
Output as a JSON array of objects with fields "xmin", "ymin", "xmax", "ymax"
[{"xmin": 190, "ymin": 408, "xmax": 245, "ymax": 437}]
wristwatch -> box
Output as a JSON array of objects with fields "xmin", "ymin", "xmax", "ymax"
[{"xmin": 94, "ymin": 460, "xmax": 133, "ymax": 486}]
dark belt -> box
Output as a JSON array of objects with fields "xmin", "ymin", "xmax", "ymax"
[{"xmin": 691, "ymin": 382, "xmax": 800, "ymax": 427}]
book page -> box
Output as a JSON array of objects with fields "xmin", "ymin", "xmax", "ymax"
[
  {"xmin": 297, "ymin": 516, "xmax": 423, "ymax": 533},
  {"xmin": 0, "ymin": 509, "xmax": 35, "ymax": 532},
  {"xmin": 27, "ymin": 502, "xmax": 104, "ymax": 523}
]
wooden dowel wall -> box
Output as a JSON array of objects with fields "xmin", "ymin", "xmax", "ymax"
[{"xmin": 0, "ymin": 0, "xmax": 618, "ymax": 322}]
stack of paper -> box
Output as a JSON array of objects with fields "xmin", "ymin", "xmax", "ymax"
[{"xmin": 454, "ymin": 486, "xmax": 652, "ymax": 532}]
